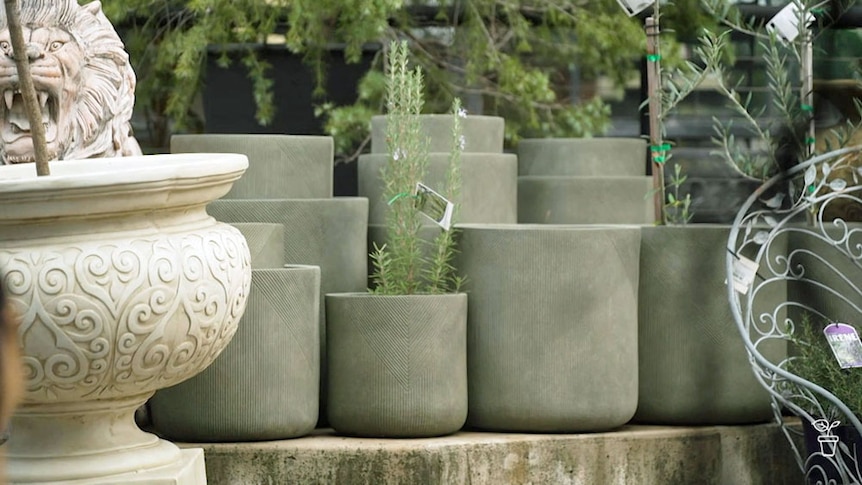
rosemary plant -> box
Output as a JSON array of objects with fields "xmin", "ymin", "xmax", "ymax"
[
  {"xmin": 787, "ymin": 313, "xmax": 862, "ymax": 418},
  {"xmin": 369, "ymin": 40, "xmax": 464, "ymax": 295}
]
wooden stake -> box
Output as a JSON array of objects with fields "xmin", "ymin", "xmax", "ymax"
[
  {"xmin": 645, "ymin": 16, "xmax": 664, "ymax": 224},
  {"xmin": 3, "ymin": 0, "xmax": 50, "ymax": 176},
  {"xmin": 801, "ymin": 30, "xmax": 815, "ymax": 157}
]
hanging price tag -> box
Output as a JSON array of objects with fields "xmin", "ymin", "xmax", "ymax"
[
  {"xmin": 731, "ymin": 255, "xmax": 759, "ymax": 294},
  {"xmin": 766, "ymin": 2, "xmax": 814, "ymax": 43},
  {"xmin": 414, "ymin": 182, "xmax": 454, "ymax": 230},
  {"xmin": 824, "ymin": 323, "xmax": 862, "ymax": 369},
  {"xmin": 616, "ymin": 0, "xmax": 652, "ymax": 16}
]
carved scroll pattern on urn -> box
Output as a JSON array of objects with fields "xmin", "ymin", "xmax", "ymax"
[
  {"xmin": 0, "ymin": 226, "xmax": 251, "ymax": 402},
  {"xmin": 0, "ymin": 0, "xmax": 142, "ymax": 165}
]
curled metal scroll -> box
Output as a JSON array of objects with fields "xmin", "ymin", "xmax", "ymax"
[{"xmin": 727, "ymin": 145, "xmax": 862, "ymax": 484}]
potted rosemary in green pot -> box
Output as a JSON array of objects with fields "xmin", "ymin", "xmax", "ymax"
[{"xmin": 324, "ymin": 41, "xmax": 467, "ymax": 438}]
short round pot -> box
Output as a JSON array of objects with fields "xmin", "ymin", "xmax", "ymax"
[
  {"xmin": 518, "ymin": 176, "xmax": 653, "ymax": 224},
  {"xmin": 148, "ymin": 265, "xmax": 320, "ymax": 441},
  {"xmin": 517, "ymin": 138, "xmax": 647, "ymax": 176},
  {"xmin": 370, "ymin": 114, "xmax": 504, "ymax": 154},
  {"xmin": 325, "ymin": 293, "xmax": 468, "ymax": 438},
  {"xmin": 171, "ymin": 134, "xmax": 334, "ymax": 199}
]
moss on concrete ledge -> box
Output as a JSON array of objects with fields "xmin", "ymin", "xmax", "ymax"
[{"xmin": 181, "ymin": 421, "xmax": 802, "ymax": 485}]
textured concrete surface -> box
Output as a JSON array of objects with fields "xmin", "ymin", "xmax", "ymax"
[
  {"xmin": 455, "ymin": 224, "xmax": 640, "ymax": 432},
  {"xmin": 185, "ymin": 421, "xmax": 802, "ymax": 485},
  {"xmin": 171, "ymin": 134, "xmax": 334, "ymax": 199},
  {"xmin": 518, "ymin": 176, "xmax": 654, "ymax": 224},
  {"xmin": 370, "ymin": 115, "xmax": 505, "ymax": 154},
  {"xmin": 517, "ymin": 137, "xmax": 647, "ymax": 177}
]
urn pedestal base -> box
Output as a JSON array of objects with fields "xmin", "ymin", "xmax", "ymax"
[
  {"xmin": 16, "ymin": 449, "xmax": 207, "ymax": 485},
  {"xmin": 7, "ymin": 394, "xmax": 205, "ymax": 484}
]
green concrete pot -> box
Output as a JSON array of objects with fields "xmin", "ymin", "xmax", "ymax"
[
  {"xmin": 171, "ymin": 134, "xmax": 333, "ymax": 199},
  {"xmin": 208, "ymin": 198, "xmax": 368, "ymax": 298},
  {"xmin": 149, "ymin": 265, "xmax": 321, "ymax": 441},
  {"xmin": 228, "ymin": 223, "xmax": 285, "ymax": 269},
  {"xmin": 517, "ymin": 138, "xmax": 647, "ymax": 176},
  {"xmin": 325, "ymin": 293, "xmax": 468, "ymax": 438},
  {"xmin": 455, "ymin": 224, "xmax": 641, "ymax": 432},
  {"xmin": 358, "ymin": 153, "xmax": 518, "ymax": 225},
  {"xmin": 370, "ymin": 114, "xmax": 504, "ymax": 154},
  {"xmin": 636, "ymin": 225, "xmax": 785, "ymax": 424},
  {"xmin": 207, "ymin": 198, "xmax": 368, "ymax": 427},
  {"xmin": 518, "ymin": 176, "xmax": 654, "ymax": 224}
]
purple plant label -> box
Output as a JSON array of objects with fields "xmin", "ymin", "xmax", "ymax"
[{"xmin": 823, "ymin": 323, "xmax": 862, "ymax": 369}]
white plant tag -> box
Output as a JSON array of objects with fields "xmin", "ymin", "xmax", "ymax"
[
  {"xmin": 823, "ymin": 323, "xmax": 862, "ymax": 369},
  {"xmin": 414, "ymin": 182, "xmax": 454, "ymax": 230},
  {"xmin": 766, "ymin": 2, "xmax": 814, "ymax": 43},
  {"xmin": 731, "ymin": 255, "xmax": 759, "ymax": 294},
  {"xmin": 616, "ymin": 0, "xmax": 652, "ymax": 16}
]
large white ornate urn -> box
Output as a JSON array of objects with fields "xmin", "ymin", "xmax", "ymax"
[{"xmin": 0, "ymin": 153, "xmax": 251, "ymax": 483}]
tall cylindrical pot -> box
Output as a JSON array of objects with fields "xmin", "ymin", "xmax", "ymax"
[
  {"xmin": 455, "ymin": 224, "xmax": 641, "ymax": 432},
  {"xmin": 149, "ymin": 265, "xmax": 320, "ymax": 441},
  {"xmin": 325, "ymin": 293, "xmax": 468, "ymax": 438},
  {"xmin": 207, "ymin": 197, "xmax": 368, "ymax": 427},
  {"xmin": 636, "ymin": 225, "xmax": 786, "ymax": 424}
]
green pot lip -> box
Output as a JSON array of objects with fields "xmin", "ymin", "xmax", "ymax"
[
  {"xmin": 173, "ymin": 133, "xmax": 332, "ymax": 143},
  {"xmin": 457, "ymin": 223, "xmax": 642, "ymax": 231},
  {"xmin": 358, "ymin": 152, "xmax": 517, "ymax": 161},
  {"xmin": 640, "ymin": 223, "xmax": 732, "ymax": 230},
  {"xmin": 371, "ymin": 113, "xmax": 503, "ymax": 122},
  {"xmin": 518, "ymin": 175, "xmax": 649, "ymax": 182},
  {"xmin": 325, "ymin": 292, "xmax": 467, "ymax": 299},
  {"xmin": 251, "ymin": 265, "xmax": 320, "ymax": 274},
  {"xmin": 209, "ymin": 197, "xmax": 369, "ymax": 204},
  {"xmin": 517, "ymin": 137, "xmax": 647, "ymax": 145}
]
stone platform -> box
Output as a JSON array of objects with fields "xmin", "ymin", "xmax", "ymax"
[{"xmin": 179, "ymin": 421, "xmax": 803, "ymax": 485}]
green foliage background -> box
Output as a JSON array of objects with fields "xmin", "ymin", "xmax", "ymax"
[{"xmin": 99, "ymin": 0, "xmax": 712, "ymax": 155}]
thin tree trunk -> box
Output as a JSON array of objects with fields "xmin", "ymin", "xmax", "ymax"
[
  {"xmin": 3, "ymin": 0, "xmax": 50, "ymax": 176},
  {"xmin": 646, "ymin": 16, "xmax": 664, "ymax": 224}
]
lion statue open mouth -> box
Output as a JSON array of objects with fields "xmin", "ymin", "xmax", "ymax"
[{"xmin": 0, "ymin": 0, "xmax": 141, "ymax": 165}]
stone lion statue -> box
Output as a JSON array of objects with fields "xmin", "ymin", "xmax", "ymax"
[{"xmin": 0, "ymin": 0, "xmax": 141, "ymax": 165}]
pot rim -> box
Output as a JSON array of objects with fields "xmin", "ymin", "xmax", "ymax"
[
  {"xmin": 325, "ymin": 291, "xmax": 467, "ymax": 299},
  {"xmin": 456, "ymin": 223, "xmax": 642, "ymax": 231},
  {"xmin": 0, "ymin": 154, "xmax": 249, "ymax": 221},
  {"xmin": 0, "ymin": 153, "xmax": 248, "ymax": 194},
  {"xmin": 371, "ymin": 113, "xmax": 503, "ymax": 122}
]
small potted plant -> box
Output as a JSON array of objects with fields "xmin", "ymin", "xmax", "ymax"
[
  {"xmin": 786, "ymin": 313, "xmax": 862, "ymax": 483},
  {"xmin": 324, "ymin": 40, "xmax": 468, "ymax": 438}
]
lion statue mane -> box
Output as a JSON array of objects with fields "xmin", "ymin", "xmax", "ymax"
[{"xmin": 0, "ymin": 0, "xmax": 141, "ymax": 164}]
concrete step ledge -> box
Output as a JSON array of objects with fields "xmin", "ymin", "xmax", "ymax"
[{"xmin": 181, "ymin": 421, "xmax": 803, "ymax": 485}]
